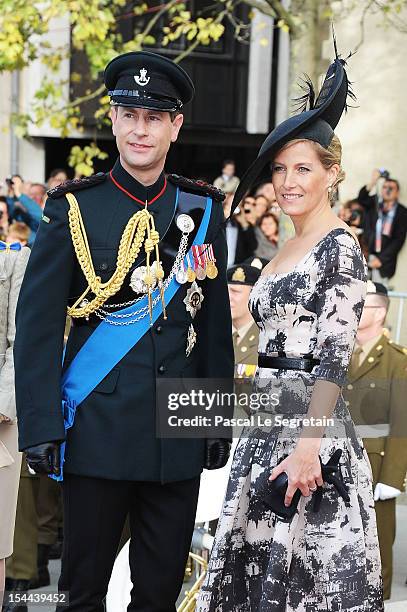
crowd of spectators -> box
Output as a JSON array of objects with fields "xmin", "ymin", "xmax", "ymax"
[
  {"xmin": 338, "ymin": 169, "xmax": 407, "ymax": 286},
  {"xmin": 0, "ymin": 169, "xmax": 68, "ymax": 247}
]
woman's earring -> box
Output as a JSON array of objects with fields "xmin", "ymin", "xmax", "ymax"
[{"xmin": 327, "ymin": 185, "xmax": 332, "ymax": 194}]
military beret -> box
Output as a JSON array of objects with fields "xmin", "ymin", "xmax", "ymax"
[
  {"xmin": 227, "ymin": 257, "xmax": 269, "ymax": 286},
  {"xmin": 104, "ymin": 51, "xmax": 194, "ymax": 112}
]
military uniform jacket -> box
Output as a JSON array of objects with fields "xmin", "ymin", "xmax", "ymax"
[
  {"xmin": 14, "ymin": 160, "xmax": 234, "ymax": 483},
  {"xmin": 233, "ymin": 322, "xmax": 259, "ymax": 367},
  {"xmin": 344, "ymin": 333, "xmax": 407, "ymax": 491}
]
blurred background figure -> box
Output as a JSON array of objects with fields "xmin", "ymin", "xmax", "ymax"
[
  {"xmin": 339, "ymin": 199, "xmax": 369, "ymax": 259},
  {"xmin": 27, "ymin": 184, "xmax": 47, "ymax": 210},
  {"xmin": 5, "ymin": 176, "xmax": 42, "ymax": 247},
  {"xmin": 0, "ymin": 243, "xmax": 30, "ymax": 609},
  {"xmin": 0, "ymin": 198, "xmax": 9, "ymax": 241},
  {"xmin": 6, "ymin": 223, "xmax": 30, "ymax": 247},
  {"xmin": 254, "ymin": 211, "xmax": 279, "ymax": 261},
  {"xmin": 46, "ymin": 169, "xmax": 68, "ymax": 190},
  {"xmin": 345, "ymin": 281, "xmax": 407, "ymax": 600},
  {"xmin": 224, "ymin": 196, "xmax": 257, "ymax": 266},
  {"xmin": 252, "ymin": 194, "xmax": 270, "ymax": 220},
  {"xmin": 214, "ymin": 159, "xmax": 240, "ymax": 194},
  {"xmin": 228, "ymin": 256, "xmax": 268, "ymax": 370},
  {"xmin": 358, "ymin": 169, "xmax": 407, "ymax": 285}
]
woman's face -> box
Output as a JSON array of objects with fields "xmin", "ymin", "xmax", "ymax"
[
  {"xmin": 271, "ymin": 141, "xmax": 338, "ymax": 217},
  {"xmin": 260, "ymin": 216, "xmax": 278, "ymax": 239}
]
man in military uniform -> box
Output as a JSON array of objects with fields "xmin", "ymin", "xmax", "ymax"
[
  {"xmin": 344, "ymin": 280, "xmax": 407, "ymax": 599},
  {"xmin": 228, "ymin": 257, "xmax": 267, "ymax": 371},
  {"xmin": 14, "ymin": 51, "xmax": 233, "ymax": 611}
]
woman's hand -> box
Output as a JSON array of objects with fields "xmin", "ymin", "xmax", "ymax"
[
  {"xmin": 0, "ymin": 413, "xmax": 11, "ymax": 423},
  {"xmin": 269, "ymin": 439, "xmax": 323, "ymax": 506}
]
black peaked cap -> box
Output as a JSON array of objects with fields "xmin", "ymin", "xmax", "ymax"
[
  {"xmin": 104, "ymin": 51, "xmax": 194, "ymax": 112},
  {"xmin": 227, "ymin": 257, "xmax": 269, "ymax": 286}
]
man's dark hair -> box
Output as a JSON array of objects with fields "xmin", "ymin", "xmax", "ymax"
[
  {"xmin": 48, "ymin": 168, "xmax": 67, "ymax": 179},
  {"xmin": 223, "ymin": 159, "xmax": 235, "ymax": 168},
  {"xmin": 384, "ymin": 178, "xmax": 400, "ymax": 191}
]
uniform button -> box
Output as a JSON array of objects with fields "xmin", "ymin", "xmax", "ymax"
[
  {"xmin": 368, "ymin": 357, "xmax": 374, "ymax": 363},
  {"xmin": 158, "ymin": 365, "xmax": 165, "ymax": 374},
  {"xmin": 370, "ymin": 382, "xmax": 376, "ymax": 388},
  {"xmin": 380, "ymin": 451, "xmax": 385, "ymax": 457},
  {"xmin": 241, "ymin": 346, "xmax": 247, "ymax": 353},
  {"xmin": 156, "ymin": 325, "xmax": 163, "ymax": 334},
  {"xmin": 100, "ymin": 262, "xmax": 108, "ymax": 271},
  {"xmin": 347, "ymin": 384, "xmax": 353, "ymax": 390},
  {"xmin": 376, "ymin": 345, "xmax": 383, "ymax": 351},
  {"xmin": 345, "ymin": 400, "xmax": 350, "ymax": 406}
]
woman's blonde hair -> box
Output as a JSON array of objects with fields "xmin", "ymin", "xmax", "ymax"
[{"xmin": 277, "ymin": 135, "xmax": 345, "ymax": 205}]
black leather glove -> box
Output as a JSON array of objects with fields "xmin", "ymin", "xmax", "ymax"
[
  {"xmin": 204, "ymin": 439, "xmax": 231, "ymax": 470},
  {"xmin": 25, "ymin": 442, "xmax": 61, "ymax": 476}
]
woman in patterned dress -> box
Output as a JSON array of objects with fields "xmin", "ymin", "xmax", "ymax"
[{"xmin": 197, "ymin": 56, "xmax": 383, "ymax": 612}]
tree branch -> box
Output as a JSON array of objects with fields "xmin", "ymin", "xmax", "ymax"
[{"xmin": 246, "ymin": 0, "xmax": 297, "ymax": 32}]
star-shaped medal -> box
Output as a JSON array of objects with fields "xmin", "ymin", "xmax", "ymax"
[{"xmin": 183, "ymin": 281, "xmax": 204, "ymax": 318}]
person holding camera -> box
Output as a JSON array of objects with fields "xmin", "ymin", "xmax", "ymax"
[
  {"xmin": 6, "ymin": 176, "xmax": 42, "ymax": 247},
  {"xmin": 225, "ymin": 196, "xmax": 258, "ymax": 265},
  {"xmin": 358, "ymin": 169, "xmax": 407, "ymax": 284},
  {"xmin": 340, "ymin": 199, "xmax": 369, "ymax": 260}
]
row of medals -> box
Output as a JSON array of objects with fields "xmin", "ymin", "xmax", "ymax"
[
  {"xmin": 175, "ymin": 214, "xmax": 218, "ymax": 284},
  {"xmin": 129, "ymin": 213, "xmax": 217, "ymax": 294}
]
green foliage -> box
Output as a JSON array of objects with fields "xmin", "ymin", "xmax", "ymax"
[
  {"xmin": 68, "ymin": 143, "xmax": 108, "ymax": 177},
  {"xmin": 2, "ymin": 0, "xmax": 406, "ymax": 175}
]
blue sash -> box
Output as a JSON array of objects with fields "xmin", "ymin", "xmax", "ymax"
[{"xmin": 51, "ymin": 192, "xmax": 213, "ymax": 481}]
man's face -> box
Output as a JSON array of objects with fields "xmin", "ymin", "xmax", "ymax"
[
  {"xmin": 254, "ymin": 195, "xmax": 269, "ymax": 218},
  {"xmin": 6, "ymin": 232, "xmax": 27, "ymax": 246},
  {"xmin": 48, "ymin": 172, "xmax": 67, "ymax": 189},
  {"xmin": 29, "ymin": 185, "xmax": 46, "ymax": 207},
  {"xmin": 111, "ymin": 106, "xmax": 183, "ymax": 174},
  {"xmin": 381, "ymin": 180, "xmax": 399, "ymax": 203},
  {"xmin": 228, "ymin": 284, "xmax": 252, "ymax": 322},
  {"xmin": 223, "ymin": 163, "xmax": 235, "ymax": 178},
  {"xmin": 0, "ymin": 201, "xmax": 7, "ymax": 217},
  {"xmin": 0, "ymin": 201, "xmax": 8, "ymax": 231},
  {"xmin": 358, "ymin": 294, "xmax": 387, "ymax": 331}
]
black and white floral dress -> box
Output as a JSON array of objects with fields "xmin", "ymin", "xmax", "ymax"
[{"xmin": 197, "ymin": 229, "xmax": 383, "ymax": 611}]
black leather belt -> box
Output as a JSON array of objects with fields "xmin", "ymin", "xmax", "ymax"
[{"xmin": 258, "ymin": 354, "xmax": 320, "ymax": 372}]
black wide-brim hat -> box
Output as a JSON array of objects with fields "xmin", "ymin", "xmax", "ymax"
[
  {"xmin": 231, "ymin": 56, "xmax": 351, "ymax": 215},
  {"xmin": 104, "ymin": 51, "xmax": 195, "ymax": 112}
]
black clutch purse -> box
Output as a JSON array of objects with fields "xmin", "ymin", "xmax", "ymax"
[{"xmin": 260, "ymin": 448, "xmax": 350, "ymax": 522}]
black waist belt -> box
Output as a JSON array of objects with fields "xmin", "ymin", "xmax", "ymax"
[{"xmin": 258, "ymin": 354, "xmax": 320, "ymax": 372}]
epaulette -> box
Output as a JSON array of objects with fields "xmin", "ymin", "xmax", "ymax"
[
  {"xmin": 388, "ymin": 339, "xmax": 407, "ymax": 356},
  {"xmin": 47, "ymin": 172, "xmax": 107, "ymax": 199},
  {"xmin": 167, "ymin": 174, "xmax": 225, "ymax": 202}
]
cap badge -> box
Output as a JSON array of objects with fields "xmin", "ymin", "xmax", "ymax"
[
  {"xmin": 134, "ymin": 68, "xmax": 150, "ymax": 87},
  {"xmin": 232, "ymin": 267, "xmax": 246, "ymax": 282}
]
